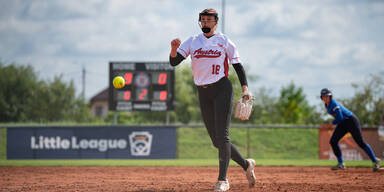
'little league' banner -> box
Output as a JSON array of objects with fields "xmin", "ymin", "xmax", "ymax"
[{"xmin": 7, "ymin": 126, "xmax": 176, "ymax": 159}]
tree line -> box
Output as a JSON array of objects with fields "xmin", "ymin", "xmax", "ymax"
[
  {"xmin": 1, "ymin": 60, "xmax": 383, "ymax": 125},
  {"xmin": 0, "ymin": 61, "xmax": 94, "ymax": 123}
]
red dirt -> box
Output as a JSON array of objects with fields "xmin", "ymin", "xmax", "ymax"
[{"xmin": 1, "ymin": 166, "xmax": 383, "ymax": 192}]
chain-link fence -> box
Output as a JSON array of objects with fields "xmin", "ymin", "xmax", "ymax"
[{"xmin": 176, "ymin": 124, "xmax": 319, "ymax": 159}]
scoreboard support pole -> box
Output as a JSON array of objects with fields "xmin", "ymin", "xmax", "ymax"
[
  {"xmin": 166, "ymin": 111, "xmax": 170, "ymax": 125},
  {"xmin": 114, "ymin": 112, "xmax": 118, "ymax": 125}
]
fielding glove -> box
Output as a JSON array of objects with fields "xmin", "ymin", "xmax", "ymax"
[{"xmin": 234, "ymin": 91, "xmax": 254, "ymax": 120}]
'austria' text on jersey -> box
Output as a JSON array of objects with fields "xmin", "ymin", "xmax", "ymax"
[{"xmin": 177, "ymin": 33, "xmax": 241, "ymax": 86}]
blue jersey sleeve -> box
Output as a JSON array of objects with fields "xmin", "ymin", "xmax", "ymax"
[
  {"xmin": 332, "ymin": 105, "xmax": 344, "ymax": 125},
  {"xmin": 327, "ymin": 99, "xmax": 353, "ymax": 124}
]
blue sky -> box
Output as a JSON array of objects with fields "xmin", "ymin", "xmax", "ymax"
[{"xmin": 1, "ymin": 0, "xmax": 383, "ymax": 106}]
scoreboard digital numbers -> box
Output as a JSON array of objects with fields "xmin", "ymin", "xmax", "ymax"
[{"xmin": 109, "ymin": 62, "xmax": 175, "ymax": 111}]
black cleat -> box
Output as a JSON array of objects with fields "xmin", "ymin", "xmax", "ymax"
[
  {"xmin": 373, "ymin": 158, "xmax": 381, "ymax": 172},
  {"xmin": 331, "ymin": 163, "xmax": 345, "ymax": 170},
  {"xmin": 245, "ymin": 159, "xmax": 256, "ymax": 187}
]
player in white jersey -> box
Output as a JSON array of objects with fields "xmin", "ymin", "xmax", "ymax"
[
  {"xmin": 177, "ymin": 31, "xmax": 240, "ymax": 86},
  {"xmin": 169, "ymin": 8, "xmax": 256, "ymax": 191}
]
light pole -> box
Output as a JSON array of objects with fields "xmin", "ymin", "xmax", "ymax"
[{"xmin": 222, "ymin": 0, "xmax": 225, "ymax": 33}]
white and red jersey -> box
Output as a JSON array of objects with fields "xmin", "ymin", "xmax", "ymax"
[{"xmin": 177, "ymin": 32, "xmax": 241, "ymax": 86}]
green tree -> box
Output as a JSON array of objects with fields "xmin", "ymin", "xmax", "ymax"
[
  {"xmin": 342, "ymin": 72, "xmax": 384, "ymax": 126},
  {"xmin": 29, "ymin": 76, "xmax": 76, "ymax": 121},
  {"xmin": 0, "ymin": 61, "xmax": 94, "ymax": 123},
  {"xmin": 31, "ymin": 75, "xmax": 94, "ymax": 122},
  {"xmin": 171, "ymin": 64, "xmax": 201, "ymax": 123},
  {"xmin": 276, "ymin": 82, "xmax": 317, "ymax": 124},
  {"xmin": 250, "ymin": 87, "xmax": 280, "ymax": 124},
  {"xmin": 0, "ymin": 62, "xmax": 39, "ymax": 122}
]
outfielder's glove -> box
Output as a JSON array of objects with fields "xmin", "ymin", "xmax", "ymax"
[{"xmin": 234, "ymin": 91, "xmax": 254, "ymax": 120}]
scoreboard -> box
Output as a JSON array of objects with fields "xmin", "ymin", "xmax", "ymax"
[{"xmin": 109, "ymin": 61, "xmax": 175, "ymax": 111}]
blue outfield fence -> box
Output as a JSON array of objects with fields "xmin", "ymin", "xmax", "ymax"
[{"xmin": 6, "ymin": 126, "xmax": 176, "ymax": 159}]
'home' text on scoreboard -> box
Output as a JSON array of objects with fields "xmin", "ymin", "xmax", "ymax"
[{"xmin": 109, "ymin": 62, "xmax": 175, "ymax": 111}]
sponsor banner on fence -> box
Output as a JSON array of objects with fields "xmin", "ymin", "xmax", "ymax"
[
  {"xmin": 319, "ymin": 124, "xmax": 384, "ymax": 160},
  {"xmin": 7, "ymin": 126, "xmax": 176, "ymax": 159}
]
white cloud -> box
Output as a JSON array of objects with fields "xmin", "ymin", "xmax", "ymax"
[
  {"xmin": 0, "ymin": 0, "xmax": 383, "ymax": 105},
  {"xmin": 352, "ymin": 43, "xmax": 383, "ymax": 65}
]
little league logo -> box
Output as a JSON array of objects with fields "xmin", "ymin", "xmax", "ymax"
[{"xmin": 129, "ymin": 131, "xmax": 153, "ymax": 156}]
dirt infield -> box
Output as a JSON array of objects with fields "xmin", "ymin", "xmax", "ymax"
[{"xmin": 1, "ymin": 166, "xmax": 383, "ymax": 192}]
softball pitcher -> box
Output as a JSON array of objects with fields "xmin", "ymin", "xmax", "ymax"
[
  {"xmin": 320, "ymin": 88, "xmax": 381, "ymax": 172},
  {"xmin": 169, "ymin": 8, "xmax": 256, "ymax": 191}
]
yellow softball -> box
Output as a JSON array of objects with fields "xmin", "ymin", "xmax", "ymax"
[{"xmin": 113, "ymin": 76, "xmax": 125, "ymax": 89}]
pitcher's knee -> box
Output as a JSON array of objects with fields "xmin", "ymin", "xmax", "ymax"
[
  {"xmin": 212, "ymin": 140, "xmax": 219, "ymax": 148},
  {"xmin": 215, "ymin": 136, "xmax": 229, "ymax": 147},
  {"xmin": 330, "ymin": 138, "xmax": 338, "ymax": 146},
  {"xmin": 356, "ymin": 141, "xmax": 367, "ymax": 149}
]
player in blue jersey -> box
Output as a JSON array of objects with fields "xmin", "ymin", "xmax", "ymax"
[{"xmin": 320, "ymin": 88, "xmax": 381, "ymax": 171}]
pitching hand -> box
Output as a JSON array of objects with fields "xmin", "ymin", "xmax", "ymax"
[{"xmin": 171, "ymin": 38, "xmax": 181, "ymax": 50}]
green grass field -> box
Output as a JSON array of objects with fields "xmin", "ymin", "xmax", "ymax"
[
  {"xmin": 0, "ymin": 128, "xmax": 6, "ymax": 160},
  {"xmin": 0, "ymin": 159, "xmax": 376, "ymax": 168},
  {"xmin": 177, "ymin": 127, "xmax": 318, "ymax": 159}
]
